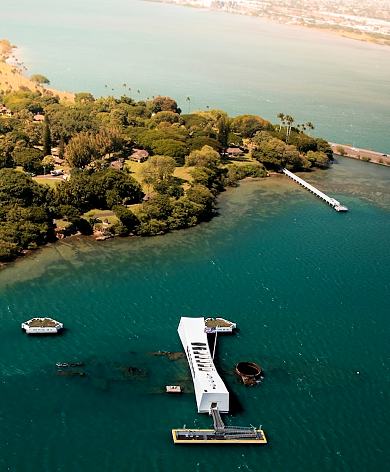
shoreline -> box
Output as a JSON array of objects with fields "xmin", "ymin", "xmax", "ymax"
[
  {"xmin": 0, "ymin": 175, "xmax": 273, "ymax": 272},
  {"xmin": 1, "ymin": 157, "xmax": 389, "ymax": 275},
  {"xmin": 1, "ymin": 38, "xmax": 388, "ymax": 270},
  {"xmin": 144, "ymin": 1, "xmax": 390, "ymax": 48},
  {"xmin": 0, "ymin": 39, "xmax": 74, "ymax": 102}
]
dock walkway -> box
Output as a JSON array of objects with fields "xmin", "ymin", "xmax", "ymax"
[{"xmin": 282, "ymin": 168, "xmax": 348, "ymax": 212}]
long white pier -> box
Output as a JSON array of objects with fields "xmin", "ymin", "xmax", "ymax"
[{"xmin": 282, "ymin": 168, "xmax": 348, "ymax": 212}]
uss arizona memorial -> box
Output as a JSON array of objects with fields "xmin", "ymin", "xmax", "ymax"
[{"xmin": 178, "ymin": 316, "xmax": 231, "ymax": 413}]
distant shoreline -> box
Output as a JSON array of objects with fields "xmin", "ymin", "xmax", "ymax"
[
  {"xmin": 144, "ymin": 1, "xmax": 390, "ymax": 47},
  {"xmin": 1, "ymin": 39, "xmax": 388, "ymax": 166}
]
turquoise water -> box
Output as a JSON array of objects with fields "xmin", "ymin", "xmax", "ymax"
[
  {"xmin": 0, "ymin": 157, "xmax": 389, "ymax": 471},
  {"xmin": 1, "ymin": 2, "xmax": 390, "ymax": 468},
  {"xmin": 1, "ymin": 0, "xmax": 390, "ymax": 151}
]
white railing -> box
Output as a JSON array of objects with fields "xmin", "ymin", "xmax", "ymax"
[{"xmin": 282, "ymin": 168, "xmax": 348, "ymax": 211}]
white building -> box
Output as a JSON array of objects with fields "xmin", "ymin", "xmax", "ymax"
[{"xmin": 178, "ymin": 317, "xmax": 229, "ymax": 414}]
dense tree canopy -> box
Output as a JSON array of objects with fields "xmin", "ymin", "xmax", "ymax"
[
  {"xmin": 45, "ymin": 104, "xmax": 98, "ymax": 142},
  {"xmin": 140, "ymin": 155, "xmax": 176, "ymax": 189},
  {"xmin": 3, "ymin": 90, "xmax": 58, "ymax": 113},
  {"xmin": 55, "ymin": 168, "xmax": 142, "ymax": 212},
  {"xmin": 0, "ymin": 169, "xmax": 53, "ymax": 260},
  {"xmin": 149, "ymin": 96, "xmax": 180, "ymax": 114},
  {"xmin": 231, "ymin": 114, "xmax": 271, "ymax": 138},
  {"xmin": 185, "ymin": 145, "xmax": 221, "ymax": 168},
  {"xmin": 252, "ymin": 137, "xmax": 309, "ymax": 170},
  {"xmin": 0, "ymin": 89, "xmax": 333, "ymax": 263}
]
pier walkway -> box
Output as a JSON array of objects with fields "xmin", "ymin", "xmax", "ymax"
[
  {"xmin": 282, "ymin": 168, "xmax": 348, "ymax": 212},
  {"xmin": 210, "ymin": 405, "xmax": 225, "ymax": 432},
  {"xmin": 210, "ymin": 405, "xmax": 260, "ymax": 438}
]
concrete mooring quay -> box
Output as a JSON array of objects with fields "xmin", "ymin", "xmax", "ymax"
[{"xmin": 282, "ymin": 168, "xmax": 348, "ymax": 212}]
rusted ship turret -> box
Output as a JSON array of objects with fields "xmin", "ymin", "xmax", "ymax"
[{"xmin": 235, "ymin": 361, "xmax": 263, "ymax": 386}]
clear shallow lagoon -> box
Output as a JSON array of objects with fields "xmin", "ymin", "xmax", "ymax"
[
  {"xmin": 0, "ymin": 158, "xmax": 389, "ymax": 471},
  {"xmin": 1, "ymin": 0, "xmax": 390, "ymax": 151}
]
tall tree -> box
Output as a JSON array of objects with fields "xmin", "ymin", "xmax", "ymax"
[
  {"xmin": 284, "ymin": 115, "xmax": 295, "ymax": 141},
  {"xmin": 150, "ymin": 96, "xmax": 179, "ymax": 113},
  {"xmin": 305, "ymin": 122, "xmax": 315, "ymax": 135},
  {"xmin": 186, "ymin": 145, "xmax": 221, "ymax": 168},
  {"xmin": 217, "ymin": 115, "xmax": 230, "ymax": 152},
  {"xmin": 277, "ymin": 112, "xmax": 285, "ymax": 131},
  {"xmin": 140, "ymin": 155, "xmax": 176, "ymax": 189},
  {"xmin": 58, "ymin": 138, "xmax": 65, "ymax": 159},
  {"xmin": 65, "ymin": 132, "xmax": 99, "ymax": 169},
  {"xmin": 231, "ymin": 114, "xmax": 271, "ymax": 138},
  {"xmin": 42, "ymin": 116, "xmax": 52, "ymax": 156}
]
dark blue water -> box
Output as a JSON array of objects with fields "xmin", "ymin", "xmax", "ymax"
[{"xmin": 0, "ymin": 158, "xmax": 389, "ymax": 471}]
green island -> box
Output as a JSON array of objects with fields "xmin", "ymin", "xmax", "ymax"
[{"xmin": 0, "ymin": 87, "xmax": 332, "ymax": 264}]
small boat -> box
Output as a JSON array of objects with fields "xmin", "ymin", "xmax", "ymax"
[
  {"xmin": 56, "ymin": 362, "xmax": 84, "ymax": 368},
  {"xmin": 21, "ymin": 317, "xmax": 63, "ymax": 335},
  {"xmin": 166, "ymin": 385, "xmax": 182, "ymax": 393}
]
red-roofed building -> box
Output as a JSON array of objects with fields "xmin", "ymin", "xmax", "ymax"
[{"xmin": 130, "ymin": 149, "xmax": 149, "ymax": 163}]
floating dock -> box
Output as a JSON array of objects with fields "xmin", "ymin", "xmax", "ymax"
[
  {"xmin": 172, "ymin": 428, "xmax": 267, "ymax": 444},
  {"xmin": 282, "ymin": 168, "xmax": 348, "ymax": 211},
  {"xmin": 172, "ymin": 402, "xmax": 267, "ymax": 444},
  {"xmin": 21, "ymin": 317, "xmax": 63, "ymax": 335},
  {"xmin": 204, "ymin": 317, "xmax": 236, "ymax": 333}
]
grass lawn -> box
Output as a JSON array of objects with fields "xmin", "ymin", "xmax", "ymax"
[
  {"xmin": 126, "ymin": 159, "xmax": 194, "ymax": 192},
  {"xmin": 125, "ymin": 160, "xmax": 145, "ymax": 185},
  {"xmin": 33, "ymin": 176, "xmax": 62, "ymax": 188},
  {"xmin": 127, "ymin": 203, "xmax": 142, "ymax": 216},
  {"xmin": 174, "ymin": 166, "xmax": 193, "ymax": 182},
  {"xmin": 83, "ymin": 209, "xmax": 118, "ymax": 225},
  {"xmin": 223, "ymin": 154, "xmax": 257, "ymax": 166},
  {"xmin": 54, "ymin": 218, "xmax": 73, "ymax": 230}
]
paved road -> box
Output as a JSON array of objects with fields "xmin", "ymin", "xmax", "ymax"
[{"xmin": 330, "ymin": 143, "xmax": 390, "ymax": 166}]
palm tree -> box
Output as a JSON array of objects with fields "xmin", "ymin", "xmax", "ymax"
[
  {"xmin": 186, "ymin": 96, "xmax": 191, "ymax": 113},
  {"xmin": 306, "ymin": 122, "xmax": 315, "ymax": 135},
  {"xmin": 285, "ymin": 115, "xmax": 295, "ymax": 141},
  {"xmin": 277, "ymin": 112, "xmax": 285, "ymax": 132}
]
